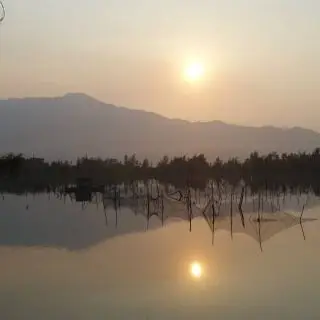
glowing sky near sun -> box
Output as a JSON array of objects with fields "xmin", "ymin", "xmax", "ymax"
[{"xmin": 0, "ymin": 0, "xmax": 320, "ymax": 129}]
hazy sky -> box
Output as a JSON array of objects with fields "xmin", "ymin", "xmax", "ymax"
[{"xmin": 0, "ymin": 0, "xmax": 320, "ymax": 129}]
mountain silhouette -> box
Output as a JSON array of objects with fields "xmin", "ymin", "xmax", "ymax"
[{"xmin": 0, "ymin": 93, "xmax": 319, "ymax": 161}]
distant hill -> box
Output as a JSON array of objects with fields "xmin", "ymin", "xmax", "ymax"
[{"xmin": 0, "ymin": 93, "xmax": 319, "ymax": 161}]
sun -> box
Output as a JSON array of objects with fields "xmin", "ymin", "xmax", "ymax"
[
  {"xmin": 190, "ymin": 261, "xmax": 203, "ymax": 279},
  {"xmin": 184, "ymin": 62, "xmax": 204, "ymax": 82}
]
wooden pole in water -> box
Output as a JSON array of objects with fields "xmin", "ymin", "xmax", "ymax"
[
  {"xmin": 147, "ymin": 184, "xmax": 150, "ymax": 230},
  {"xmin": 300, "ymin": 204, "xmax": 305, "ymax": 224},
  {"xmin": 230, "ymin": 191, "xmax": 233, "ymax": 240},
  {"xmin": 244, "ymin": 186, "xmax": 247, "ymax": 204},
  {"xmin": 118, "ymin": 187, "xmax": 121, "ymax": 208},
  {"xmin": 102, "ymin": 197, "xmax": 108, "ymax": 226},
  {"xmin": 115, "ymin": 205, "xmax": 118, "ymax": 228},
  {"xmin": 95, "ymin": 194, "xmax": 98, "ymax": 210},
  {"xmin": 258, "ymin": 192, "xmax": 261, "ymax": 221},
  {"xmin": 187, "ymin": 186, "xmax": 192, "ymax": 232},
  {"xmin": 258, "ymin": 216, "xmax": 263, "ymax": 252},
  {"xmin": 161, "ymin": 191, "xmax": 164, "ymax": 226}
]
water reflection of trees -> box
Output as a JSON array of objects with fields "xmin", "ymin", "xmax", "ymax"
[
  {"xmin": 0, "ymin": 192, "xmax": 317, "ymax": 251},
  {"xmin": 1, "ymin": 150, "xmax": 320, "ymax": 249}
]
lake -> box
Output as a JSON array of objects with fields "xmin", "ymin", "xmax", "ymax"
[{"xmin": 0, "ymin": 193, "xmax": 320, "ymax": 319}]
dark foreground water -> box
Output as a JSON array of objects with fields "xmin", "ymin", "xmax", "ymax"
[{"xmin": 0, "ymin": 194, "xmax": 320, "ymax": 319}]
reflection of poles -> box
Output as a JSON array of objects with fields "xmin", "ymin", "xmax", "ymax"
[
  {"xmin": 300, "ymin": 221, "xmax": 306, "ymax": 241},
  {"xmin": 208, "ymin": 182, "xmax": 216, "ymax": 244},
  {"xmin": 0, "ymin": 1, "xmax": 5, "ymax": 23},
  {"xmin": 212, "ymin": 194, "xmax": 216, "ymax": 245},
  {"xmin": 300, "ymin": 203, "xmax": 306, "ymax": 240},
  {"xmin": 258, "ymin": 214, "xmax": 263, "ymax": 252},
  {"xmin": 238, "ymin": 186, "xmax": 245, "ymax": 228}
]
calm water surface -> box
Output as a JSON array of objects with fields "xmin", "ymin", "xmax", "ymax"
[{"xmin": 0, "ymin": 194, "xmax": 320, "ymax": 319}]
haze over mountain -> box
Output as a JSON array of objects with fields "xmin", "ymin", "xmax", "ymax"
[{"xmin": 0, "ymin": 93, "xmax": 319, "ymax": 161}]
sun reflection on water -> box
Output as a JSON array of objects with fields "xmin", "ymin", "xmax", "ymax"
[{"xmin": 189, "ymin": 261, "xmax": 203, "ymax": 279}]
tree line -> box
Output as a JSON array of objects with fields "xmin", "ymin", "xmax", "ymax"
[{"xmin": 1, "ymin": 149, "xmax": 320, "ymax": 194}]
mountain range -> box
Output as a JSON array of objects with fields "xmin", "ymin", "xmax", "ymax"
[{"xmin": 0, "ymin": 93, "xmax": 319, "ymax": 161}]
